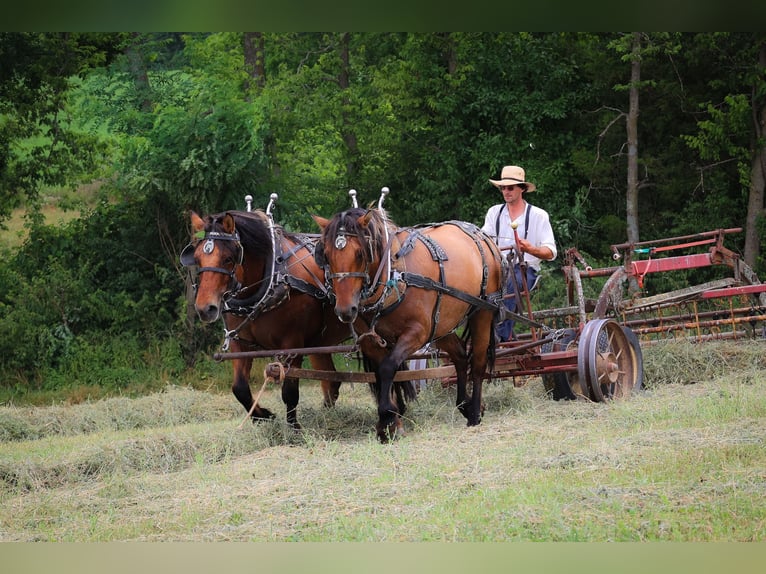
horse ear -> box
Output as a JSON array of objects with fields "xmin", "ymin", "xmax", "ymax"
[
  {"xmin": 222, "ymin": 213, "xmax": 236, "ymax": 234},
  {"xmin": 312, "ymin": 214, "xmax": 330, "ymax": 230},
  {"xmin": 359, "ymin": 210, "xmax": 374, "ymax": 228},
  {"xmin": 190, "ymin": 211, "xmax": 205, "ymax": 233}
]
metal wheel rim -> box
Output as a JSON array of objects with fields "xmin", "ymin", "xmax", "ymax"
[{"xmin": 577, "ymin": 318, "xmax": 640, "ymax": 401}]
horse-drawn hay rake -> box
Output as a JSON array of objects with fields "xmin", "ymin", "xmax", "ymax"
[
  {"xmin": 186, "ymin": 191, "xmax": 766, "ymax": 436},
  {"xmin": 560, "ymin": 228, "xmax": 766, "ymax": 344}
]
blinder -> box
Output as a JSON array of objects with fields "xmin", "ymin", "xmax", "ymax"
[
  {"xmin": 180, "ymin": 243, "xmax": 197, "ymax": 267},
  {"xmin": 314, "ymin": 241, "xmax": 326, "ymax": 268}
]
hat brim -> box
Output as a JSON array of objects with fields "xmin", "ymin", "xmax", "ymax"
[{"xmin": 489, "ymin": 178, "xmax": 536, "ymax": 192}]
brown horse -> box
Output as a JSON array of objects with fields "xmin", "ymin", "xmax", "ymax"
[
  {"xmin": 180, "ymin": 209, "xmax": 351, "ymax": 429},
  {"xmin": 313, "ymin": 207, "xmax": 506, "ymax": 441}
]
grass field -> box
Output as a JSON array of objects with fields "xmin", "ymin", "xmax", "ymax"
[
  {"xmin": 0, "ymin": 182, "xmax": 102, "ymax": 252},
  {"xmin": 1, "ymin": 339, "xmax": 764, "ymax": 542}
]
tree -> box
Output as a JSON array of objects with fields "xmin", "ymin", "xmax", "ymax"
[
  {"xmin": 626, "ymin": 32, "xmax": 641, "ymax": 245},
  {"xmin": 243, "ymin": 32, "xmax": 265, "ymax": 93},
  {"xmin": 0, "ymin": 32, "xmax": 122, "ymax": 222},
  {"xmin": 743, "ymin": 40, "xmax": 765, "ymax": 270},
  {"xmin": 683, "ymin": 33, "xmax": 766, "ymax": 272}
]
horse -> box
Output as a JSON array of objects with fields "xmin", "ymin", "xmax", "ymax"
[
  {"xmin": 313, "ymin": 207, "xmax": 506, "ymax": 441},
  {"xmin": 180, "ymin": 208, "xmax": 352, "ymax": 429}
]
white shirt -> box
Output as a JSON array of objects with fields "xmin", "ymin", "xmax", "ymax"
[{"xmin": 481, "ymin": 201, "xmax": 557, "ymax": 272}]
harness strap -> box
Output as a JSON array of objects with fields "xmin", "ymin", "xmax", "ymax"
[
  {"xmin": 286, "ymin": 274, "xmax": 329, "ymax": 300},
  {"xmin": 399, "ymin": 272, "xmax": 499, "ymax": 313},
  {"xmin": 416, "ymin": 234, "xmax": 445, "ymax": 342},
  {"xmin": 198, "ymin": 266, "xmax": 238, "ymax": 278},
  {"xmin": 394, "ymin": 230, "xmax": 419, "ymax": 259},
  {"xmin": 368, "ymin": 232, "xmax": 397, "ymax": 293}
]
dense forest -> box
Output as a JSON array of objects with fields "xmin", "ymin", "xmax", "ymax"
[{"xmin": 0, "ymin": 32, "xmax": 764, "ymax": 394}]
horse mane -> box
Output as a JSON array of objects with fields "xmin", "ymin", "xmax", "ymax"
[
  {"xmin": 203, "ymin": 209, "xmax": 281, "ymax": 256},
  {"xmin": 325, "ymin": 207, "xmax": 393, "ymax": 262}
]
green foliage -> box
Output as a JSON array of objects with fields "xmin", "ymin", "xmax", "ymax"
[
  {"xmin": 74, "ymin": 52, "xmax": 269, "ymax": 213},
  {"xmin": 1, "ymin": 32, "xmax": 765, "ymax": 396},
  {"xmin": 0, "ymin": 198, "xmax": 189, "ymax": 379},
  {"xmin": 0, "ymin": 33, "xmax": 122, "ymax": 220}
]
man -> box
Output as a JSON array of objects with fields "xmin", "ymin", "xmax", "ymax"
[{"xmin": 481, "ymin": 165, "xmax": 557, "ymax": 341}]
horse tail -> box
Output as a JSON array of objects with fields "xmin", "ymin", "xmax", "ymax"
[
  {"xmin": 364, "ymin": 357, "xmax": 418, "ymax": 409},
  {"xmin": 461, "ymin": 311, "xmax": 497, "ymax": 374},
  {"xmin": 487, "ymin": 321, "xmax": 497, "ymax": 373},
  {"xmin": 363, "ymin": 356, "xmax": 379, "ymax": 400},
  {"xmin": 392, "ymin": 360, "xmax": 418, "ymax": 404},
  {"xmin": 395, "ymin": 379, "xmax": 419, "ymax": 403}
]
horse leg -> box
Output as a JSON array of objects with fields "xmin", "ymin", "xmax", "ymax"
[
  {"xmin": 376, "ymin": 356, "xmax": 400, "ymax": 442},
  {"xmin": 371, "ymin": 340, "xmax": 422, "ymax": 442},
  {"xmin": 309, "ymin": 353, "xmax": 341, "ymax": 408},
  {"xmin": 360, "ymin": 342, "xmax": 403, "ymax": 442},
  {"xmin": 281, "ymin": 376, "xmax": 301, "ymax": 430},
  {"xmin": 437, "ymin": 335, "xmax": 471, "ymax": 421},
  {"xmin": 464, "ymin": 312, "xmax": 494, "ymax": 426},
  {"xmin": 231, "ymin": 357, "xmax": 275, "ymax": 421}
]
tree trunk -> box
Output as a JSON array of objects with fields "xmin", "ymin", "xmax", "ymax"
[
  {"xmin": 243, "ymin": 32, "xmax": 265, "ymax": 94},
  {"xmin": 441, "ymin": 32, "xmax": 457, "ymax": 75},
  {"xmin": 626, "ymin": 32, "xmax": 641, "ymax": 246},
  {"xmin": 125, "ymin": 32, "xmax": 152, "ymax": 113},
  {"xmin": 743, "ymin": 40, "xmax": 766, "ymax": 269},
  {"xmin": 338, "ymin": 32, "xmax": 359, "ymax": 185}
]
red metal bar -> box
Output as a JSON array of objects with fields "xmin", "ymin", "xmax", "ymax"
[
  {"xmin": 621, "ymin": 306, "xmax": 765, "ymax": 328},
  {"xmin": 573, "ymin": 266, "xmax": 621, "ymax": 278},
  {"xmin": 649, "ymin": 238, "xmax": 716, "ymax": 253},
  {"xmin": 611, "ymin": 228, "xmax": 742, "ymax": 252},
  {"xmin": 700, "ymin": 284, "xmax": 766, "ymax": 299},
  {"xmin": 632, "ymin": 253, "xmax": 712, "ymax": 275}
]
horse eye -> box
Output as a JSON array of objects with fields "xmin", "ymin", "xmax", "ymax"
[{"xmin": 355, "ymin": 250, "xmax": 364, "ymax": 264}]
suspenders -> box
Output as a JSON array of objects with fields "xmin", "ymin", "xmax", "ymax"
[{"xmin": 495, "ymin": 202, "xmax": 530, "ymax": 241}]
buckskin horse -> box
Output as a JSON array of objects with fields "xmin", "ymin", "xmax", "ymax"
[
  {"xmin": 313, "ymin": 207, "xmax": 506, "ymax": 441},
  {"xmin": 180, "ymin": 207, "xmax": 351, "ymax": 429}
]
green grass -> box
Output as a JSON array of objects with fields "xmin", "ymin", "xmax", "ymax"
[
  {"xmin": 0, "ymin": 340, "xmax": 764, "ymax": 541},
  {"xmin": 0, "ymin": 181, "xmax": 103, "ymax": 252}
]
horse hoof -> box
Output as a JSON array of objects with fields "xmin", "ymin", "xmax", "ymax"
[
  {"xmin": 250, "ymin": 407, "xmax": 276, "ymax": 421},
  {"xmin": 376, "ymin": 423, "xmax": 404, "ymax": 443}
]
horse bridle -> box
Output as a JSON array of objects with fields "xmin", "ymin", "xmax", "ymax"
[
  {"xmin": 180, "ymin": 230, "xmax": 243, "ymax": 293},
  {"xmin": 318, "ymin": 219, "xmax": 397, "ymax": 307}
]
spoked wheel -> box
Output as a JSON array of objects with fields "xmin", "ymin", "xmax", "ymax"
[
  {"xmin": 541, "ymin": 328, "xmax": 583, "ymax": 400},
  {"xmin": 577, "ymin": 319, "xmax": 642, "ymax": 401}
]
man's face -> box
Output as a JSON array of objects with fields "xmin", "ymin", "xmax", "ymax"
[{"xmin": 500, "ymin": 184, "xmax": 523, "ymax": 203}]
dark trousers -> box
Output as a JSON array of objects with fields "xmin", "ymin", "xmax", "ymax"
[{"xmin": 497, "ymin": 263, "xmax": 538, "ymax": 342}]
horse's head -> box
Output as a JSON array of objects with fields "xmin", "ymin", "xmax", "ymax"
[
  {"xmin": 180, "ymin": 211, "xmax": 243, "ymax": 323},
  {"xmin": 313, "ymin": 208, "xmax": 382, "ymax": 323}
]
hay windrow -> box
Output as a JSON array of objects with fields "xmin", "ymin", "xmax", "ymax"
[
  {"xmin": 0, "ymin": 385, "xmax": 240, "ymax": 442},
  {"xmin": 642, "ymin": 338, "xmax": 766, "ymax": 386},
  {"xmin": 0, "ymin": 340, "xmax": 764, "ymax": 541}
]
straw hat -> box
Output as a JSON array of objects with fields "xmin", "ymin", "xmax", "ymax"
[{"xmin": 489, "ymin": 165, "xmax": 536, "ymax": 192}]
